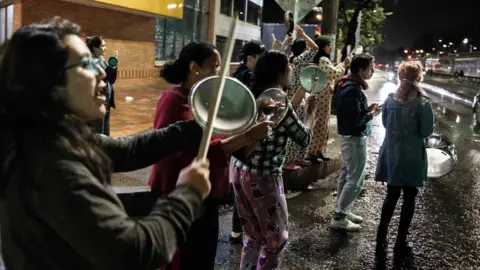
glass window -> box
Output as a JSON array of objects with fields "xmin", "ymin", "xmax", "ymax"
[
  {"xmin": 246, "ymin": 1, "xmax": 261, "ymax": 26},
  {"xmin": 220, "ymin": 0, "xmax": 232, "ymax": 16},
  {"xmin": 234, "ymin": 0, "xmax": 246, "ymax": 21},
  {"xmin": 216, "ymin": 36, "xmax": 244, "ymax": 63},
  {"xmin": 183, "ymin": 0, "xmax": 210, "ymax": 12},
  {"xmin": 0, "ymin": 4, "xmax": 13, "ymax": 44},
  {"xmin": 155, "ymin": 4, "xmax": 210, "ymax": 61},
  {"xmin": 6, "ymin": 4, "xmax": 13, "ymax": 39},
  {"xmin": 0, "ymin": 7, "xmax": 5, "ymax": 44}
]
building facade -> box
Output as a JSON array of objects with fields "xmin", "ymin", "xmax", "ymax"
[
  {"xmin": 0, "ymin": 0, "xmax": 263, "ymax": 79},
  {"xmin": 216, "ymin": 0, "xmax": 263, "ymax": 62},
  {"xmin": 1, "ymin": 0, "xmax": 217, "ymax": 80}
]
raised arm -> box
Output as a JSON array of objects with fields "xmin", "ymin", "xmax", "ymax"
[
  {"xmin": 318, "ymin": 56, "xmax": 346, "ymax": 82},
  {"xmin": 98, "ymin": 120, "xmax": 206, "ymax": 172},
  {"xmin": 279, "ymin": 105, "xmax": 312, "ymax": 148},
  {"xmin": 38, "ymin": 160, "xmax": 204, "ymax": 270}
]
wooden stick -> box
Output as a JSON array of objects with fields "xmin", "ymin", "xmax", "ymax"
[{"xmin": 196, "ymin": 16, "xmax": 238, "ymax": 160}]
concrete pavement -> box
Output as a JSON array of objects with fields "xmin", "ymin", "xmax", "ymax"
[{"xmin": 214, "ymin": 72, "xmax": 480, "ymax": 269}]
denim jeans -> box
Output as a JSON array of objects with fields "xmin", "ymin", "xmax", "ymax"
[{"xmin": 334, "ymin": 135, "xmax": 367, "ymax": 219}]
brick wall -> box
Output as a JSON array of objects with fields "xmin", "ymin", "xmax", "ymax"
[
  {"xmin": 19, "ymin": 0, "xmax": 158, "ymax": 79},
  {"xmin": 12, "ymin": 0, "xmax": 22, "ymax": 32}
]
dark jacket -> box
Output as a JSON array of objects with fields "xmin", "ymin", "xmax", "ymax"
[
  {"xmin": 0, "ymin": 120, "xmax": 204, "ymax": 270},
  {"xmin": 375, "ymin": 93, "xmax": 435, "ymax": 187},
  {"xmin": 231, "ymin": 63, "xmax": 265, "ymax": 97},
  {"xmin": 232, "ymin": 63, "xmax": 254, "ymax": 89},
  {"xmin": 97, "ymin": 56, "xmax": 117, "ymax": 109},
  {"xmin": 335, "ymin": 76, "xmax": 373, "ymax": 137}
]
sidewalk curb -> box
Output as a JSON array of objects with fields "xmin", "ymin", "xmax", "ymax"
[{"xmin": 282, "ymin": 155, "xmax": 341, "ymax": 194}]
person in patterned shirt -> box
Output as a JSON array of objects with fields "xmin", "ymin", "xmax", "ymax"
[
  {"xmin": 229, "ymin": 40, "xmax": 266, "ymax": 245},
  {"xmin": 283, "ymin": 25, "xmax": 319, "ymax": 169},
  {"xmin": 304, "ymin": 36, "xmax": 351, "ymax": 163},
  {"xmin": 231, "ymin": 50, "xmax": 312, "ymax": 269}
]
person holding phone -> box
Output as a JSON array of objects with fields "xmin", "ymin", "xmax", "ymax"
[{"xmin": 330, "ymin": 53, "xmax": 378, "ymax": 231}]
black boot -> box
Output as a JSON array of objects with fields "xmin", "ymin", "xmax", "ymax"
[
  {"xmin": 394, "ymin": 187, "xmax": 418, "ymax": 256},
  {"xmin": 375, "ymin": 221, "xmax": 388, "ymax": 257},
  {"xmin": 376, "ymin": 186, "xmax": 401, "ymax": 255}
]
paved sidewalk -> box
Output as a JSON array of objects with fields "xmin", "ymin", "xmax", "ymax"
[
  {"xmin": 109, "ymin": 78, "xmax": 173, "ymax": 137},
  {"xmin": 112, "ymin": 116, "xmax": 343, "ymax": 189},
  {"xmin": 108, "ymin": 78, "xmax": 344, "ymax": 189}
]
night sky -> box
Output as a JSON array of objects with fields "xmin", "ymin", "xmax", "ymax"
[
  {"xmin": 383, "ymin": 0, "xmax": 480, "ymax": 49},
  {"xmin": 264, "ymin": 0, "xmax": 480, "ymax": 51}
]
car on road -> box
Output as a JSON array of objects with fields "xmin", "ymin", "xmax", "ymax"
[{"xmin": 473, "ymin": 92, "xmax": 480, "ymax": 125}]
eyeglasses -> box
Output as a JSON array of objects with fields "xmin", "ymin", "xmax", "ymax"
[{"xmin": 65, "ymin": 58, "xmax": 101, "ymax": 76}]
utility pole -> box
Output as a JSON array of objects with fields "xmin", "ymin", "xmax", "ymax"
[{"xmin": 322, "ymin": 0, "xmax": 340, "ymax": 61}]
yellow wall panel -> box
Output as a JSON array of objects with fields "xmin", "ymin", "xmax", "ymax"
[{"xmin": 93, "ymin": 0, "xmax": 184, "ymax": 18}]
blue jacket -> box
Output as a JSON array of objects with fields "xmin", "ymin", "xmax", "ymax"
[
  {"xmin": 335, "ymin": 78, "xmax": 372, "ymax": 137},
  {"xmin": 375, "ymin": 93, "xmax": 435, "ymax": 187}
]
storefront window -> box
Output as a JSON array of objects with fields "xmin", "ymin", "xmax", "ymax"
[
  {"xmin": 234, "ymin": 0, "xmax": 246, "ymax": 21},
  {"xmin": 155, "ymin": 0, "xmax": 209, "ymax": 61},
  {"xmin": 0, "ymin": 4, "xmax": 14, "ymax": 45},
  {"xmin": 220, "ymin": 0, "xmax": 232, "ymax": 16},
  {"xmin": 216, "ymin": 36, "xmax": 244, "ymax": 63},
  {"xmin": 247, "ymin": 1, "xmax": 261, "ymax": 26}
]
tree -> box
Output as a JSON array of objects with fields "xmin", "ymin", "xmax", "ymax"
[{"xmin": 337, "ymin": 0, "xmax": 387, "ymax": 57}]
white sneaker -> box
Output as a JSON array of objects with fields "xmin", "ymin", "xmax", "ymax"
[
  {"xmin": 347, "ymin": 213, "xmax": 364, "ymax": 224},
  {"xmin": 330, "ymin": 217, "xmax": 361, "ymax": 232}
]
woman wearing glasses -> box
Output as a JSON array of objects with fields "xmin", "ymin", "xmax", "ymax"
[
  {"xmin": 86, "ymin": 35, "xmax": 117, "ymax": 136},
  {"xmin": 0, "ymin": 18, "xmax": 213, "ymax": 270}
]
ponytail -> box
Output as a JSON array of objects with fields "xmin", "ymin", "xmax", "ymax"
[
  {"xmin": 160, "ymin": 61, "xmax": 184, "ymax": 84},
  {"xmin": 159, "ymin": 42, "xmax": 217, "ymax": 84}
]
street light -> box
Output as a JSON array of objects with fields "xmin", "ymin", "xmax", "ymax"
[
  {"xmin": 474, "ymin": 47, "xmax": 478, "ymax": 50},
  {"xmin": 443, "ymin": 44, "xmax": 447, "ymax": 48},
  {"xmin": 463, "ymin": 38, "xmax": 469, "ymax": 44},
  {"xmin": 420, "ymin": 49, "xmax": 424, "ymax": 53},
  {"xmin": 449, "ymin": 42, "xmax": 453, "ymax": 45},
  {"xmin": 439, "ymin": 39, "xmax": 442, "ymax": 43},
  {"xmin": 404, "ymin": 50, "xmax": 408, "ymax": 53},
  {"xmin": 415, "ymin": 50, "xmax": 419, "ymax": 53}
]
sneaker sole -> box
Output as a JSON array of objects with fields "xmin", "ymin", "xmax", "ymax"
[{"xmin": 348, "ymin": 218, "xmax": 364, "ymax": 224}]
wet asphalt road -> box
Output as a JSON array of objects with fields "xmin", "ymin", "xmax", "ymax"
[
  {"xmin": 214, "ymin": 72, "xmax": 480, "ymax": 270},
  {"xmin": 0, "ymin": 72, "xmax": 478, "ymax": 270}
]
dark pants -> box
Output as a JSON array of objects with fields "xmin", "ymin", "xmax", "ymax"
[
  {"xmin": 376, "ymin": 185, "xmax": 419, "ymax": 246},
  {"xmin": 232, "ymin": 200, "xmax": 243, "ymax": 233},
  {"xmin": 165, "ymin": 199, "xmax": 220, "ymax": 270}
]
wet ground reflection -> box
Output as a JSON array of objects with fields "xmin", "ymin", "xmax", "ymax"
[{"xmin": 215, "ymin": 72, "xmax": 480, "ymax": 269}]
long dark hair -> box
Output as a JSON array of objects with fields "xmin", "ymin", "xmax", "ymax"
[
  {"xmin": 312, "ymin": 36, "xmax": 331, "ymax": 64},
  {"xmin": 160, "ymin": 42, "xmax": 217, "ymax": 84},
  {"xmin": 290, "ymin": 39, "xmax": 306, "ymax": 63},
  {"xmin": 253, "ymin": 50, "xmax": 290, "ymax": 97},
  {"xmin": 0, "ymin": 17, "xmax": 110, "ymax": 183},
  {"xmin": 86, "ymin": 36, "xmax": 103, "ymax": 56}
]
